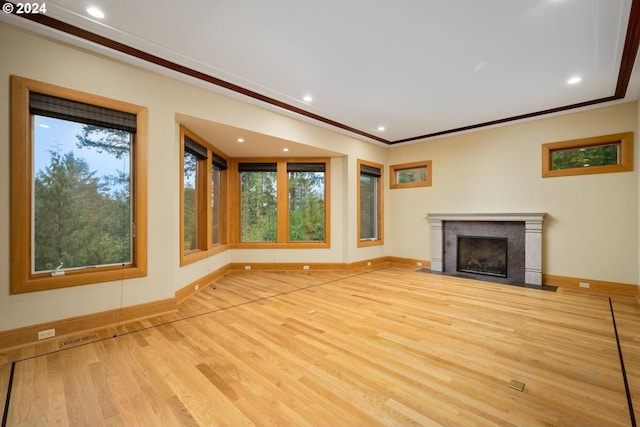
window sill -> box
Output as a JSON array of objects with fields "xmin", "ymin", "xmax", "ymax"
[
  {"xmin": 180, "ymin": 244, "xmax": 229, "ymax": 266},
  {"xmin": 358, "ymin": 238, "xmax": 383, "ymax": 248},
  {"xmin": 12, "ymin": 265, "xmax": 147, "ymax": 294},
  {"xmin": 230, "ymin": 242, "xmax": 330, "ymax": 249}
]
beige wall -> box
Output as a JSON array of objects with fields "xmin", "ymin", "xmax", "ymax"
[
  {"xmin": 0, "ymin": 21, "xmax": 637, "ymax": 334},
  {"xmin": 0, "ymin": 23, "xmax": 384, "ymax": 331},
  {"xmin": 386, "ymin": 103, "xmax": 639, "ymax": 284}
]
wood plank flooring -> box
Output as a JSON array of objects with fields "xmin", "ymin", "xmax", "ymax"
[{"xmin": 2, "ymin": 267, "xmax": 639, "ymax": 426}]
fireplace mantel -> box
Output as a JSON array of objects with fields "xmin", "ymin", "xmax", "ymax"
[{"xmin": 427, "ymin": 213, "xmax": 545, "ymax": 286}]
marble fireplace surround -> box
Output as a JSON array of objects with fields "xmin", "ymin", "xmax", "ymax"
[{"xmin": 428, "ymin": 213, "xmax": 546, "ymax": 286}]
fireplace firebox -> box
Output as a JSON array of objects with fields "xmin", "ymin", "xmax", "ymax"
[{"xmin": 457, "ymin": 235, "xmax": 508, "ymax": 278}]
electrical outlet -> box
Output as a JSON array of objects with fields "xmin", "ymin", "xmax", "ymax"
[
  {"xmin": 244, "ymin": 265, "xmax": 251, "ymax": 270},
  {"xmin": 417, "ymin": 261, "xmax": 422, "ymax": 267},
  {"xmin": 303, "ymin": 265, "xmax": 310, "ymax": 270},
  {"xmin": 194, "ymin": 284, "xmax": 200, "ymax": 291},
  {"xmin": 38, "ymin": 329, "xmax": 55, "ymax": 340},
  {"xmin": 579, "ymin": 282, "xmax": 590, "ymax": 289}
]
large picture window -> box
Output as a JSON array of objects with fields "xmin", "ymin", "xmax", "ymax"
[
  {"xmin": 10, "ymin": 75, "xmax": 148, "ymax": 293},
  {"xmin": 358, "ymin": 159, "xmax": 383, "ymax": 247},
  {"xmin": 233, "ymin": 159, "xmax": 330, "ymax": 248},
  {"xmin": 180, "ymin": 126, "xmax": 228, "ymax": 265}
]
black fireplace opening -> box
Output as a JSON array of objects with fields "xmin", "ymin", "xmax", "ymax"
[{"xmin": 457, "ymin": 235, "xmax": 508, "ymax": 278}]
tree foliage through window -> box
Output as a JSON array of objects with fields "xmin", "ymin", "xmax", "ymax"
[
  {"xmin": 551, "ymin": 144, "xmax": 619, "ymax": 170},
  {"xmin": 288, "ymin": 171, "xmax": 325, "ymax": 241},
  {"xmin": 240, "ymin": 170, "xmax": 277, "ymax": 242},
  {"xmin": 33, "ymin": 117, "xmax": 131, "ymax": 272}
]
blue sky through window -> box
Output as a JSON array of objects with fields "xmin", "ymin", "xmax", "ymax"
[{"xmin": 33, "ymin": 115, "xmax": 130, "ymax": 188}]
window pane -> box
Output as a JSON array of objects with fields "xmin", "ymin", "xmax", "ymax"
[
  {"xmin": 288, "ymin": 171, "xmax": 325, "ymax": 241},
  {"xmin": 551, "ymin": 143, "xmax": 619, "ymax": 170},
  {"xmin": 183, "ymin": 151, "xmax": 199, "ymax": 252},
  {"xmin": 397, "ymin": 166, "xmax": 427, "ymax": 184},
  {"xmin": 33, "ymin": 115, "xmax": 132, "ymax": 272},
  {"xmin": 360, "ymin": 174, "xmax": 377, "ymax": 240},
  {"xmin": 212, "ymin": 166, "xmax": 221, "ymax": 244},
  {"xmin": 241, "ymin": 171, "xmax": 277, "ymax": 242}
]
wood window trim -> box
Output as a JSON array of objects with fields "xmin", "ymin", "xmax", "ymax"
[
  {"xmin": 542, "ymin": 132, "xmax": 633, "ymax": 178},
  {"xmin": 228, "ymin": 158, "xmax": 331, "ymax": 249},
  {"xmin": 357, "ymin": 159, "xmax": 384, "ymax": 248},
  {"xmin": 179, "ymin": 126, "xmax": 229, "ymax": 266},
  {"xmin": 10, "ymin": 75, "xmax": 148, "ymax": 294},
  {"xmin": 390, "ymin": 160, "xmax": 432, "ymax": 189}
]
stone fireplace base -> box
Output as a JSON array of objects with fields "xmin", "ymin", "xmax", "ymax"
[{"xmin": 427, "ymin": 213, "xmax": 545, "ymax": 286}]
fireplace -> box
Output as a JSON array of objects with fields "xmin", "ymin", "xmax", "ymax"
[
  {"xmin": 427, "ymin": 213, "xmax": 545, "ymax": 286},
  {"xmin": 457, "ymin": 236, "xmax": 508, "ymax": 277}
]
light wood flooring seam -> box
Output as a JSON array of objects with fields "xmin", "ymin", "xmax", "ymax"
[
  {"xmin": 608, "ymin": 297, "xmax": 637, "ymax": 427},
  {"xmin": 2, "ymin": 267, "xmax": 640, "ymax": 426},
  {"xmin": 4, "ymin": 267, "xmax": 387, "ymax": 368}
]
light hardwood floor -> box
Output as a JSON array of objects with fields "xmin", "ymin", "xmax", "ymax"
[{"xmin": 2, "ymin": 266, "xmax": 639, "ymax": 426}]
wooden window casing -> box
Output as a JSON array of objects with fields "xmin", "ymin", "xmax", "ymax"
[
  {"xmin": 10, "ymin": 75, "xmax": 148, "ymax": 293},
  {"xmin": 357, "ymin": 159, "xmax": 384, "ymax": 247},
  {"xmin": 179, "ymin": 126, "xmax": 228, "ymax": 266},
  {"xmin": 390, "ymin": 160, "xmax": 432, "ymax": 189},
  {"xmin": 542, "ymin": 133, "xmax": 633, "ymax": 178},
  {"xmin": 228, "ymin": 158, "xmax": 331, "ymax": 249}
]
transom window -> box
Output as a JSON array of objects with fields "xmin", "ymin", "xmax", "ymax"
[
  {"xmin": 390, "ymin": 160, "xmax": 432, "ymax": 189},
  {"xmin": 542, "ymin": 132, "xmax": 633, "ymax": 178}
]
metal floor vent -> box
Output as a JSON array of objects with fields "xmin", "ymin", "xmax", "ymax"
[{"xmin": 63, "ymin": 334, "xmax": 98, "ymax": 346}]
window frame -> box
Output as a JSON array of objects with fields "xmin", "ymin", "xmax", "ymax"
[
  {"xmin": 357, "ymin": 159, "xmax": 384, "ymax": 248},
  {"xmin": 541, "ymin": 132, "xmax": 633, "ymax": 178},
  {"xmin": 211, "ymin": 160, "xmax": 224, "ymax": 245},
  {"xmin": 229, "ymin": 158, "xmax": 331, "ymax": 249},
  {"xmin": 10, "ymin": 75, "xmax": 148, "ymax": 294},
  {"xmin": 238, "ymin": 161, "xmax": 279, "ymax": 243},
  {"xmin": 179, "ymin": 126, "xmax": 228, "ymax": 266},
  {"xmin": 287, "ymin": 162, "xmax": 328, "ymax": 243},
  {"xmin": 390, "ymin": 160, "xmax": 432, "ymax": 189}
]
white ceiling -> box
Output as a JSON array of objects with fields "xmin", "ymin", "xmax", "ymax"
[{"xmin": 2, "ymin": 0, "xmax": 639, "ymax": 153}]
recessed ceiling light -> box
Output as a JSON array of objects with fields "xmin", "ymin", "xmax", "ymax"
[
  {"xmin": 303, "ymin": 95, "xmax": 313, "ymax": 102},
  {"xmin": 283, "ymin": 148, "xmax": 289, "ymax": 152},
  {"xmin": 567, "ymin": 76, "xmax": 582, "ymax": 85},
  {"xmin": 377, "ymin": 126, "xmax": 385, "ymax": 131},
  {"xmin": 86, "ymin": 7, "xmax": 105, "ymax": 19},
  {"xmin": 237, "ymin": 138, "xmax": 244, "ymax": 143}
]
